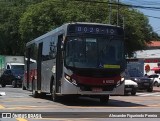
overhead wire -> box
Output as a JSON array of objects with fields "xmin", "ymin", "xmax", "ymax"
[{"xmin": 124, "ymin": 0, "xmax": 160, "ymax": 6}]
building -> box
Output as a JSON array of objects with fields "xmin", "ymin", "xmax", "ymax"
[{"xmin": 134, "ymin": 41, "xmax": 160, "ymax": 75}]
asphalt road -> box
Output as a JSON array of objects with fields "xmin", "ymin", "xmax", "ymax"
[{"xmin": 1, "ymin": 86, "xmax": 160, "ymax": 121}]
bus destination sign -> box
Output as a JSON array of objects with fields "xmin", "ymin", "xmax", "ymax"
[
  {"xmin": 68, "ymin": 24, "xmax": 124, "ymax": 35},
  {"xmin": 75, "ymin": 26, "xmax": 121, "ymax": 35}
]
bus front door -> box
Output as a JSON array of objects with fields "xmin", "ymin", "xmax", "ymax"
[
  {"xmin": 37, "ymin": 42, "xmax": 43, "ymax": 91},
  {"xmin": 56, "ymin": 34, "xmax": 63, "ymax": 93}
]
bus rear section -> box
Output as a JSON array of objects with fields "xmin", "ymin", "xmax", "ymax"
[{"xmin": 25, "ymin": 22, "xmax": 126, "ymax": 103}]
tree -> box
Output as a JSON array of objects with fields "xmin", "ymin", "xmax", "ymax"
[
  {"xmin": 19, "ymin": 0, "xmax": 156, "ymax": 56},
  {"xmin": 0, "ymin": 4, "xmax": 23, "ymax": 55},
  {"xmin": 0, "ymin": 0, "xmax": 43, "ymax": 55},
  {"xmin": 0, "ymin": 0, "xmax": 158, "ymax": 56}
]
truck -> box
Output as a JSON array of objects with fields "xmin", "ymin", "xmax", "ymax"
[
  {"xmin": 126, "ymin": 58, "xmax": 160, "ymax": 76},
  {"xmin": 0, "ymin": 55, "xmax": 5, "ymax": 77},
  {"xmin": 0, "ymin": 55, "xmax": 24, "ymax": 75},
  {"xmin": 0, "ymin": 55, "xmax": 25, "ymax": 87}
]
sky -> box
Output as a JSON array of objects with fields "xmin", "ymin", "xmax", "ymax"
[{"xmin": 121, "ymin": 0, "xmax": 160, "ymax": 35}]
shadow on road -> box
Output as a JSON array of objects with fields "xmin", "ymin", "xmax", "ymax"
[
  {"xmin": 29, "ymin": 94, "xmax": 146, "ymax": 107},
  {"xmin": 59, "ymin": 97, "xmax": 146, "ymax": 107}
]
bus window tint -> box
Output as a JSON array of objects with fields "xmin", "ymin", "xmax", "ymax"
[
  {"xmin": 99, "ymin": 39, "xmax": 124, "ymax": 64},
  {"xmin": 42, "ymin": 37, "xmax": 57, "ymax": 61},
  {"xmin": 65, "ymin": 38, "xmax": 86, "ymax": 66},
  {"xmin": 11, "ymin": 65, "xmax": 24, "ymax": 70},
  {"xmin": 65, "ymin": 37, "xmax": 124, "ymax": 68}
]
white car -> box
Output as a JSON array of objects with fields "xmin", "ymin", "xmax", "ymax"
[
  {"xmin": 148, "ymin": 74, "xmax": 160, "ymax": 87},
  {"xmin": 124, "ymin": 79, "xmax": 138, "ymax": 95}
]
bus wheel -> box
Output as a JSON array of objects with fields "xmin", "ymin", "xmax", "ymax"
[
  {"xmin": 22, "ymin": 84, "xmax": 26, "ymax": 90},
  {"xmin": 32, "ymin": 90, "xmax": 39, "ymax": 98},
  {"xmin": 12, "ymin": 80, "xmax": 17, "ymax": 88},
  {"xmin": 1, "ymin": 84, "xmax": 6, "ymax": 87},
  {"xmin": 32, "ymin": 79, "xmax": 39, "ymax": 98},
  {"xmin": 100, "ymin": 95, "xmax": 109, "ymax": 104},
  {"xmin": 1, "ymin": 80, "xmax": 6, "ymax": 87},
  {"xmin": 51, "ymin": 85, "xmax": 59, "ymax": 102}
]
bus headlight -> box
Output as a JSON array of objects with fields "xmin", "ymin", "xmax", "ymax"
[
  {"xmin": 65, "ymin": 74, "xmax": 71, "ymax": 81},
  {"xmin": 121, "ymin": 77, "xmax": 125, "ymax": 82},
  {"xmin": 64, "ymin": 73, "xmax": 77, "ymax": 86}
]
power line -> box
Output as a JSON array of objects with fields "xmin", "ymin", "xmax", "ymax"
[
  {"xmin": 123, "ymin": 0, "xmax": 160, "ymax": 6},
  {"xmin": 72, "ymin": 0, "xmax": 160, "ymax": 11},
  {"xmin": 132, "ymin": 0, "xmax": 160, "ymax": 5},
  {"xmin": 146, "ymin": 15, "xmax": 160, "ymax": 19}
]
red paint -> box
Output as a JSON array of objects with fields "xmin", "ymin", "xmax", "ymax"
[
  {"xmin": 24, "ymin": 71, "xmax": 27, "ymax": 83},
  {"xmin": 72, "ymin": 74, "xmax": 120, "ymax": 86},
  {"xmin": 28, "ymin": 69, "xmax": 37, "ymax": 82},
  {"xmin": 145, "ymin": 59, "xmax": 160, "ymax": 63}
]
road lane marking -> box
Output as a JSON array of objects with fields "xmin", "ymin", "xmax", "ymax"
[
  {"xmin": 32, "ymin": 118, "xmax": 90, "ymax": 121},
  {"xmin": 0, "ymin": 105, "xmax": 5, "ymax": 109},
  {"xmin": 0, "ymin": 92, "xmax": 6, "ymax": 96},
  {"xmin": 16, "ymin": 118, "xmax": 28, "ymax": 121},
  {"xmin": 136, "ymin": 92, "xmax": 160, "ymax": 96}
]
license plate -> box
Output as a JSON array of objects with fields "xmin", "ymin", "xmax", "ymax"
[
  {"xmin": 92, "ymin": 88, "xmax": 102, "ymax": 92},
  {"xmin": 144, "ymin": 83, "xmax": 149, "ymax": 85}
]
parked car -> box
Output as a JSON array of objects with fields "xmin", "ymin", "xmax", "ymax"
[
  {"xmin": 0, "ymin": 69, "xmax": 24, "ymax": 88},
  {"xmin": 148, "ymin": 74, "xmax": 160, "ymax": 87},
  {"xmin": 126, "ymin": 69, "xmax": 154, "ymax": 92},
  {"xmin": 124, "ymin": 79, "xmax": 138, "ymax": 95}
]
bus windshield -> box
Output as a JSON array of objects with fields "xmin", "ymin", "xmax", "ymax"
[
  {"xmin": 11, "ymin": 65, "xmax": 24, "ymax": 70},
  {"xmin": 65, "ymin": 36, "xmax": 124, "ymax": 69}
]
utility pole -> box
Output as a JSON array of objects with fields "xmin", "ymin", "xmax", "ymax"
[
  {"xmin": 122, "ymin": 16, "xmax": 125, "ymax": 29},
  {"xmin": 108, "ymin": 0, "xmax": 112, "ymax": 24},
  {"xmin": 117, "ymin": 0, "xmax": 119, "ymax": 26}
]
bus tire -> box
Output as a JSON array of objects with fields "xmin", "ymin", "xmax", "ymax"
[
  {"xmin": 32, "ymin": 90, "xmax": 39, "ymax": 98},
  {"xmin": 22, "ymin": 85, "xmax": 26, "ymax": 90},
  {"xmin": 100, "ymin": 95, "xmax": 109, "ymax": 104},
  {"xmin": 22, "ymin": 81, "xmax": 26, "ymax": 90},
  {"xmin": 131, "ymin": 91, "xmax": 136, "ymax": 95},
  {"xmin": 1, "ymin": 80, "xmax": 6, "ymax": 87},
  {"xmin": 12, "ymin": 80, "xmax": 17, "ymax": 88},
  {"xmin": 1, "ymin": 83, "xmax": 6, "ymax": 87},
  {"xmin": 51, "ymin": 84, "xmax": 59, "ymax": 102},
  {"xmin": 32, "ymin": 79, "xmax": 39, "ymax": 98}
]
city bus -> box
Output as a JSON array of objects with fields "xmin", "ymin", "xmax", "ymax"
[{"xmin": 23, "ymin": 22, "xmax": 126, "ymax": 103}]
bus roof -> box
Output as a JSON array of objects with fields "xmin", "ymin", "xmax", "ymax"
[{"xmin": 26, "ymin": 22, "xmax": 122, "ymax": 47}]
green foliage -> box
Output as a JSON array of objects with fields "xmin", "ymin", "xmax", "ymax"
[
  {"xmin": 0, "ymin": 4, "xmax": 24, "ymax": 55},
  {"xmin": 0, "ymin": 0, "xmax": 159, "ymax": 56},
  {"xmin": 0, "ymin": 0, "xmax": 43, "ymax": 55}
]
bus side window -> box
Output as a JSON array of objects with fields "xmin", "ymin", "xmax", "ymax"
[
  {"xmin": 49, "ymin": 41, "xmax": 57, "ymax": 59},
  {"xmin": 42, "ymin": 36, "xmax": 57, "ymax": 61}
]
